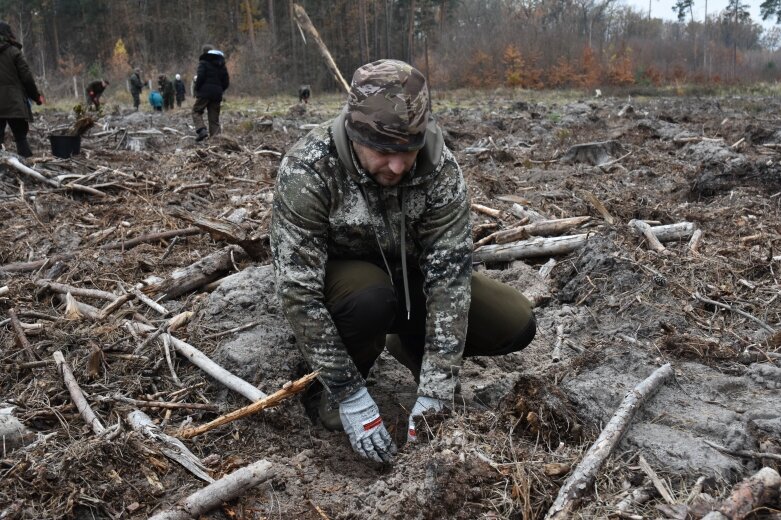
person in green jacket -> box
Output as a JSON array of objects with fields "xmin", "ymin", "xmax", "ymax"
[
  {"xmin": 271, "ymin": 60, "xmax": 536, "ymax": 463},
  {"xmin": 0, "ymin": 21, "xmax": 43, "ymax": 158}
]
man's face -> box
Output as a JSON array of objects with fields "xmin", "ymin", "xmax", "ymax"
[{"xmin": 353, "ymin": 142, "xmax": 419, "ymax": 187}]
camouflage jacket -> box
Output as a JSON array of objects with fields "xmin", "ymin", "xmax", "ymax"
[{"xmin": 271, "ymin": 112, "xmax": 472, "ymax": 402}]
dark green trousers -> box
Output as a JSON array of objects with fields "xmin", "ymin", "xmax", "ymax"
[{"xmin": 324, "ymin": 260, "xmax": 536, "ymax": 378}]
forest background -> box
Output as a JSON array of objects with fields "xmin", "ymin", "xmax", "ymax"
[{"xmin": 2, "ymin": 0, "xmax": 781, "ymax": 100}]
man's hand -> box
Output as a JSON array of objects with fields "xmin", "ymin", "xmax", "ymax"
[
  {"xmin": 407, "ymin": 396, "xmax": 446, "ymax": 442},
  {"xmin": 339, "ymin": 387, "xmax": 396, "ymax": 463},
  {"xmin": 36, "ymin": 95, "xmax": 44, "ymax": 105}
]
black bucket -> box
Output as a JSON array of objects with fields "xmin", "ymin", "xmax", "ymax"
[{"xmin": 49, "ymin": 135, "xmax": 81, "ymax": 159}]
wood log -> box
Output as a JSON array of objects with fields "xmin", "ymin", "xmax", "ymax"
[
  {"xmin": 628, "ymin": 219, "xmax": 666, "ymax": 253},
  {"xmin": 509, "ymin": 203, "xmax": 547, "ymax": 223},
  {"xmin": 178, "ymin": 372, "xmax": 318, "ymax": 439},
  {"xmin": 545, "ymin": 363, "xmax": 673, "ymax": 520},
  {"xmin": 100, "ymin": 226, "xmax": 201, "ymax": 251},
  {"xmin": 144, "ymin": 245, "xmax": 246, "ymax": 301},
  {"xmin": 35, "ymin": 279, "xmax": 117, "ymax": 302},
  {"xmin": 688, "ymin": 229, "xmax": 704, "ymax": 254},
  {"xmin": 474, "ymin": 234, "xmax": 589, "ymax": 263},
  {"xmin": 0, "ymin": 285, "xmax": 9, "ymax": 297},
  {"xmin": 127, "ymin": 410, "xmax": 215, "ymax": 483},
  {"xmin": 167, "ymin": 207, "xmax": 267, "ymax": 260},
  {"xmin": 53, "ymin": 350, "xmax": 106, "ymax": 435},
  {"xmin": 98, "ymin": 293, "xmax": 135, "ymax": 320},
  {"xmin": 495, "ymin": 216, "xmax": 591, "ymax": 244},
  {"xmin": 292, "ymin": 4, "xmax": 350, "ymax": 94},
  {"xmin": 706, "ymin": 467, "xmax": 781, "ymax": 520},
  {"xmin": 132, "ymin": 289, "xmax": 169, "ymax": 315},
  {"xmin": 471, "ymin": 203, "xmax": 503, "ymax": 219},
  {"xmin": 125, "ymin": 322, "xmax": 267, "ymax": 402},
  {"xmin": 0, "ymin": 253, "xmax": 75, "ymax": 274},
  {"xmin": 147, "ymin": 459, "xmax": 275, "ymax": 520},
  {"xmin": 0, "ymin": 154, "xmax": 60, "ymax": 187},
  {"xmin": 644, "ymin": 222, "xmax": 697, "ymax": 242}
]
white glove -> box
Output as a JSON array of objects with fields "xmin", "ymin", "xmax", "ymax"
[
  {"xmin": 339, "ymin": 387, "xmax": 396, "ymax": 463},
  {"xmin": 407, "ymin": 396, "xmax": 446, "ymax": 442}
]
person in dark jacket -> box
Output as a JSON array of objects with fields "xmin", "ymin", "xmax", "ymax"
[
  {"xmin": 0, "ymin": 21, "xmax": 43, "ymax": 158},
  {"xmin": 192, "ymin": 44, "xmax": 229, "ymax": 141},
  {"xmin": 174, "ymin": 74, "xmax": 186, "ymax": 107},
  {"xmin": 298, "ymin": 84, "xmax": 311, "ymax": 104},
  {"xmin": 158, "ymin": 75, "xmax": 175, "ymax": 111},
  {"xmin": 129, "ymin": 69, "xmax": 144, "ymax": 111},
  {"xmin": 86, "ymin": 79, "xmax": 109, "ymax": 110}
]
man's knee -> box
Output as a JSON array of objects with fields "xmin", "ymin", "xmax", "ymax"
[
  {"xmin": 329, "ymin": 285, "xmax": 397, "ymax": 341},
  {"xmin": 493, "ymin": 312, "xmax": 536, "ymax": 355}
]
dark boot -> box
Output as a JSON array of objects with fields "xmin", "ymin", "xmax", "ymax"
[
  {"xmin": 195, "ymin": 127, "xmax": 208, "ymax": 142},
  {"xmin": 15, "ymin": 138, "xmax": 32, "ymax": 158}
]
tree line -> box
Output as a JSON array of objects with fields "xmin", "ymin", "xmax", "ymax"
[{"xmin": 1, "ymin": 0, "xmax": 779, "ymax": 100}]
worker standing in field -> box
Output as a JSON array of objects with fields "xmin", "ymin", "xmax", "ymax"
[
  {"xmin": 271, "ymin": 60, "xmax": 537, "ymax": 463},
  {"xmin": 174, "ymin": 74, "xmax": 186, "ymax": 108},
  {"xmin": 192, "ymin": 44, "xmax": 229, "ymax": 142},
  {"xmin": 129, "ymin": 68, "xmax": 144, "ymax": 111},
  {"xmin": 0, "ymin": 21, "xmax": 43, "ymax": 158}
]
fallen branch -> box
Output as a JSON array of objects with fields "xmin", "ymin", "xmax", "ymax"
[
  {"xmin": 471, "ymin": 203, "xmax": 503, "ymax": 219},
  {"xmin": 579, "ymin": 190, "xmax": 615, "ymax": 224},
  {"xmin": 127, "ymin": 410, "xmax": 215, "ymax": 483},
  {"xmin": 167, "ymin": 207, "xmax": 267, "ymax": 260},
  {"xmin": 147, "ymin": 459, "xmax": 275, "ymax": 520},
  {"xmin": 638, "ymin": 454, "xmax": 674, "ymax": 504},
  {"xmin": 629, "ymin": 219, "xmax": 666, "ymax": 253},
  {"xmin": 494, "ymin": 216, "xmax": 591, "ymax": 244},
  {"xmin": 126, "ymin": 322, "xmax": 267, "ymax": 402},
  {"xmin": 703, "ymin": 440, "xmax": 781, "ymax": 462},
  {"xmin": 100, "ymin": 227, "xmax": 201, "ymax": 251},
  {"xmin": 0, "ymin": 253, "xmax": 75, "ymax": 274},
  {"xmin": 688, "ymin": 229, "xmax": 704, "ymax": 254},
  {"xmin": 53, "ymin": 350, "xmax": 105, "ymax": 435},
  {"xmin": 545, "ymin": 363, "xmax": 674, "ymax": 520},
  {"xmin": 143, "ymin": 245, "xmax": 246, "ymax": 301},
  {"xmin": 474, "ymin": 234, "xmax": 589, "ymax": 263},
  {"xmin": 701, "ymin": 467, "xmax": 781, "ymax": 520},
  {"xmin": 35, "ymin": 279, "xmax": 117, "ymax": 302},
  {"xmin": 101, "ymin": 395, "xmax": 217, "ymax": 412},
  {"xmin": 0, "ymin": 154, "xmax": 60, "ymax": 187},
  {"xmin": 179, "ymin": 372, "xmax": 318, "ymax": 439},
  {"xmin": 7, "ymin": 309, "xmax": 39, "ymax": 362},
  {"xmin": 692, "ymin": 292, "xmax": 775, "ymax": 333},
  {"xmin": 292, "ymin": 4, "xmax": 350, "ymax": 94}
]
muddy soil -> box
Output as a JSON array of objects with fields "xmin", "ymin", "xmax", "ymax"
[{"xmin": 0, "ymin": 93, "xmax": 779, "ymax": 519}]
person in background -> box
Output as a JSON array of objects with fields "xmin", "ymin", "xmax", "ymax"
[
  {"xmin": 129, "ymin": 68, "xmax": 144, "ymax": 111},
  {"xmin": 174, "ymin": 74, "xmax": 186, "ymax": 108},
  {"xmin": 0, "ymin": 21, "xmax": 43, "ymax": 158},
  {"xmin": 192, "ymin": 44, "xmax": 229, "ymax": 142},
  {"xmin": 148, "ymin": 89, "xmax": 163, "ymax": 112},
  {"xmin": 298, "ymin": 84, "xmax": 311, "ymax": 104},
  {"xmin": 158, "ymin": 75, "xmax": 175, "ymax": 111},
  {"xmin": 86, "ymin": 79, "xmax": 109, "ymax": 110}
]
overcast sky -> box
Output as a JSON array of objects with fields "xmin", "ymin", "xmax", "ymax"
[{"xmin": 620, "ymin": 0, "xmax": 776, "ymax": 30}]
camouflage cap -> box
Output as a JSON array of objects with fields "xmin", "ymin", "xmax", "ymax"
[{"xmin": 345, "ymin": 59, "xmax": 429, "ymax": 152}]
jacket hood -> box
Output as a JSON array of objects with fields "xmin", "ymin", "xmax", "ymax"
[
  {"xmin": 199, "ymin": 50, "xmax": 225, "ymax": 63},
  {"xmin": 331, "ymin": 110, "xmax": 444, "ymax": 188}
]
